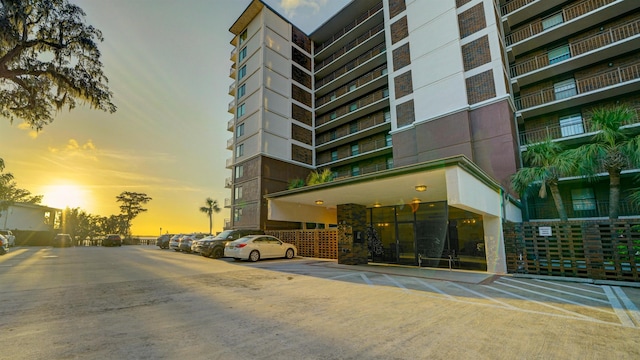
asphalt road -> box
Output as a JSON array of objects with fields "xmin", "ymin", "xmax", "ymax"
[{"xmin": 1, "ymin": 246, "xmax": 640, "ymax": 359}]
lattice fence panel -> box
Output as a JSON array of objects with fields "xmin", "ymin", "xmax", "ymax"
[{"xmin": 265, "ymin": 229, "xmax": 338, "ymax": 259}]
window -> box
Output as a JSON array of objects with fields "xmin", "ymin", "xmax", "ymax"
[
  {"xmin": 385, "ymin": 134, "xmax": 392, "ymax": 146},
  {"xmin": 559, "ymin": 114, "xmax": 584, "ymax": 137},
  {"xmin": 329, "ymin": 130, "xmax": 337, "ymax": 140},
  {"xmin": 236, "ymin": 123, "xmax": 244, "ymax": 138},
  {"xmin": 571, "ymin": 188, "xmax": 596, "ymax": 211},
  {"xmin": 554, "ymin": 79, "xmax": 576, "ymax": 100},
  {"xmin": 351, "ymin": 144, "xmax": 359, "ymax": 156},
  {"xmin": 235, "ymin": 186, "xmax": 243, "ymax": 200},
  {"xmin": 237, "ymin": 84, "xmax": 246, "ymax": 99},
  {"xmin": 329, "ymin": 111, "xmax": 337, "ymax": 120},
  {"xmin": 386, "ymin": 157, "xmax": 394, "ymax": 170},
  {"xmin": 382, "ymin": 67, "xmax": 388, "ymax": 75},
  {"xmin": 236, "ymin": 143, "xmax": 244, "ymax": 157},
  {"xmin": 383, "ymin": 88, "xmax": 389, "ymax": 98},
  {"xmin": 239, "ymin": 47, "xmax": 247, "ymax": 62},
  {"xmin": 542, "ymin": 13, "xmax": 563, "ymax": 30},
  {"xmin": 350, "ymin": 122, "xmax": 358, "ymax": 134},
  {"xmin": 349, "ymin": 83, "xmax": 356, "ymax": 92},
  {"xmin": 234, "ymin": 208, "xmax": 243, "ymax": 222},
  {"xmin": 235, "ymin": 165, "xmax": 244, "ymax": 179},
  {"xmin": 548, "ymin": 44, "xmax": 570, "ymax": 65},
  {"xmin": 349, "ymin": 103, "xmax": 358, "ymax": 112},
  {"xmin": 330, "ymin": 93, "xmax": 336, "ymax": 101},
  {"xmin": 237, "ymin": 103, "xmax": 246, "ymax": 118},
  {"xmin": 351, "ymin": 165, "xmax": 360, "ymax": 176},
  {"xmin": 384, "ymin": 110, "xmax": 391, "ymax": 122},
  {"xmin": 331, "ymin": 150, "xmax": 338, "ymax": 161},
  {"xmin": 238, "ymin": 65, "xmax": 247, "ymax": 80},
  {"xmin": 239, "ymin": 30, "xmax": 247, "ymax": 45}
]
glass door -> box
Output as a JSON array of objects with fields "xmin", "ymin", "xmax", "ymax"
[{"xmin": 397, "ymin": 222, "xmax": 416, "ymax": 265}]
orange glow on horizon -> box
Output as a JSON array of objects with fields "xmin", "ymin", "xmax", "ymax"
[{"xmin": 41, "ymin": 183, "xmax": 92, "ymax": 210}]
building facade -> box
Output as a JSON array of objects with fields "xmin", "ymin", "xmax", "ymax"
[{"xmin": 224, "ymin": 0, "xmax": 639, "ymax": 273}]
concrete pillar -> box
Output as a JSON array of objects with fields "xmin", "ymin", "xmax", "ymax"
[{"xmin": 337, "ymin": 203, "xmax": 369, "ymax": 265}]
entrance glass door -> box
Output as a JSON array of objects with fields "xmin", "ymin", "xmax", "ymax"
[{"xmin": 397, "ymin": 222, "xmax": 416, "ymax": 265}]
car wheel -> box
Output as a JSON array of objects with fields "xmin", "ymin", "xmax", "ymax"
[
  {"xmin": 249, "ymin": 250, "xmax": 260, "ymax": 262},
  {"xmin": 285, "ymin": 248, "xmax": 294, "ymax": 259},
  {"xmin": 212, "ymin": 247, "xmax": 224, "ymax": 259}
]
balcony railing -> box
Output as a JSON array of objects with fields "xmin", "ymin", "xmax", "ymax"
[
  {"xmin": 316, "ymin": 65, "xmax": 387, "ymax": 107},
  {"xmin": 225, "ymin": 177, "xmax": 232, "ymax": 189},
  {"xmin": 315, "ymin": 2, "xmax": 383, "ymax": 53},
  {"xmin": 317, "ymin": 138, "xmax": 391, "ymax": 166},
  {"xmin": 510, "ymin": 18, "xmax": 640, "ymax": 78},
  {"xmin": 333, "ymin": 162, "xmax": 392, "ymax": 179},
  {"xmin": 500, "ymin": 0, "xmax": 537, "ymax": 16},
  {"xmin": 225, "ymin": 158, "xmax": 233, "ymax": 168},
  {"xmin": 227, "ymin": 118, "xmax": 235, "ymax": 131},
  {"xmin": 514, "ymin": 62, "xmax": 640, "ymax": 111},
  {"xmin": 316, "ymin": 110, "xmax": 388, "ymax": 146},
  {"xmin": 315, "ymin": 88, "xmax": 389, "ymax": 127},
  {"xmin": 519, "ymin": 106, "xmax": 640, "ymax": 145},
  {"xmin": 224, "ymin": 198, "xmax": 231, "ymax": 208},
  {"xmin": 528, "ymin": 199, "xmax": 639, "ymax": 220},
  {"xmin": 315, "ymin": 22, "xmax": 385, "ymax": 71},
  {"xmin": 315, "ymin": 42, "xmax": 386, "ymax": 89},
  {"xmin": 505, "ymin": 0, "xmax": 616, "ymax": 46}
]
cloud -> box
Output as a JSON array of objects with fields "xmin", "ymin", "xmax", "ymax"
[
  {"xmin": 279, "ymin": 0, "xmax": 327, "ymax": 16},
  {"xmin": 48, "ymin": 139, "xmax": 98, "ymax": 161},
  {"xmin": 17, "ymin": 122, "xmax": 40, "ymax": 139}
]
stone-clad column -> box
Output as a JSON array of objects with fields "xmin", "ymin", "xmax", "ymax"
[{"xmin": 337, "ymin": 204, "xmax": 368, "ymax": 265}]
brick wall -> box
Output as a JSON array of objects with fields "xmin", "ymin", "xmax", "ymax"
[
  {"xmin": 466, "ymin": 70, "xmax": 496, "ymax": 104},
  {"xmin": 462, "ymin": 35, "xmax": 491, "ymax": 71},
  {"xmin": 394, "ymin": 70, "xmax": 413, "ymax": 98},
  {"xmin": 458, "ymin": 3, "xmax": 486, "ymax": 39},
  {"xmin": 292, "ymin": 84, "xmax": 312, "ymax": 107},
  {"xmin": 291, "ymin": 144, "xmax": 313, "ymax": 165},
  {"xmin": 390, "ymin": 16, "xmax": 408, "ymax": 45},
  {"xmin": 292, "ymin": 65, "xmax": 311, "ymax": 89},
  {"xmin": 291, "ymin": 123, "xmax": 312, "ymax": 145},
  {"xmin": 393, "ymin": 43, "xmax": 411, "ymax": 71},
  {"xmin": 292, "ymin": 47, "xmax": 311, "ymax": 71},
  {"xmin": 291, "ymin": 26, "xmax": 311, "ymax": 53},
  {"xmin": 396, "ymin": 99, "xmax": 415, "ymax": 127},
  {"xmin": 388, "ymin": 0, "xmax": 406, "ymax": 19},
  {"xmin": 292, "ymin": 103, "xmax": 312, "ymax": 126}
]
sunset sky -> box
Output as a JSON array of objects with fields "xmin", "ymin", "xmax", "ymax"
[{"xmin": 0, "ymin": 0, "xmax": 350, "ymax": 236}]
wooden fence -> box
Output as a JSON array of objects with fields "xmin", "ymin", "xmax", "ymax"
[
  {"xmin": 504, "ymin": 220, "xmax": 640, "ymax": 282},
  {"xmin": 266, "ymin": 229, "xmax": 338, "ymax": 259}
]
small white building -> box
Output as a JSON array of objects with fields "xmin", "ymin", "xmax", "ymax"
[{"xmin": 1, "ymin": 203, "xmax": 63, "ymax": 245}]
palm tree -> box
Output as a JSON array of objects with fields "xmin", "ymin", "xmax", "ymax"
[
  {"xmin": 199, "ymin": 198, "xmax": 221, "ymax": 235},
  {"xmin": 511, "ymin": 139, "xmax": 575, "ymax": 221},
  {"xmin": 565, "ymin": 105, "xmax": 640, "ymax": 219},
  {"xmin": 306, "ymin": 169, "xmax": 334, "ymax": 186}
]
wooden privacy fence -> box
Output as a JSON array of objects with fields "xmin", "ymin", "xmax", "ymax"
[
  {"xmin": 265, "ymin": 229, "xmax": 338, "ymax": 260},
  {"xmin": 504, "ymin": 220, "xmax": 640, "ymax": 282}
]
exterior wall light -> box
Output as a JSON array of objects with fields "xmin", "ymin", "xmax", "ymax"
[
  {"xmin": 415, "ymin": 185, "xmax": 427, "ymax": 192},
  {"xmin": 315, "ymin": 200, "xmax": 324, "ymax": 205},
  {"xmin": 412, "ymin": 198, "xmax": 421, "ymax": 204},
  {"xmin": 373, "ymin": 202, "xmax": 382, "ymax": 208}
]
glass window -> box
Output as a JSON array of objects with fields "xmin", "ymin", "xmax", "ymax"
[
  {"xmin": 236, "ymin": 143, "xmax": 244, "ymax": 157},
  {"xmin": 349, "ymin": 84, "xmax": 357, "ymax": 92},
  {"xmin": 351, "ymin": 144, "xmax": 359, "ymax": 156},
  {"xmin": 236, "ymin": 123, "xmax": 244, "ymax": 138},
  {"xmin": 234, "ymin": 208, "xmax": 243, "ymax": 222},
  {"xmin": 382, "ymin": 67, "xmax": 388, "ymax": 75},
  {"xmin": 330, "ymin": 93, "xmax": 336, "ymax": 101},
  {"xmin": 351, "ymin": 165, "xmax": 360, "ymax": 176},
  {"xmin": 331, "ymin": 150, "xmax": 338, "ymax": 161},
  {"xmin": 542, "ymin": 13, "xmax": 563, "ymax": 30},
  {"xmin": 386, "ymin": 157, "xmax": 394, "ymax": 170},
  {"xmin": 350, "ymin": 122, "xmax": 358, "ymax": 134},
  {"xmin": 384, "ymin": 110, "xmax": 391, "ymax": 122},
  {"xmin": 571, "ymin": 188, "xmax": 596, "ymax": 211},
  {"xmin": 239, "ymin": 30, "xmax": 247, "ymax": 45},
  {"xmin": 559, "ymin": 114, "xmax": 584, "ymax": 137},
  {"xmin": 239, "ymin": 47, "xmax": 247, "ymax": 62},
  {"xmin": 385, "ymin": 134, "xmax": 392, "ymax": 146},
  {"xmin": 237, "ymin": 103, "xmax": 246, "ymax": 118},
  {"xmin": 235, "ymin": 186, "xmax": 243, "ymax": 200},
  {"xmin": 349, "ymin": 103, "xmax": 358, "ymax": 112},
  {"xmin": 554, "ymin": 79, "xmax": 576, "ymax": 100},
  {"xmin": 237, "ymin": 84, "xmax": 246, "ymax": 99},
  {"xmin": 329, "ymin": 130, "xmax": 337, "ymax": 140},
  {"xmin": 238, "ymin": 65, "xmax": 247, "ymax": 80},
  {"xmin": 548, "ymin": 44, "xmax": 570, "ymax": 65},
  {"xmin": 383, "ymin": 88, "xmax": 389, "ymax": 97},
  {"xmin": 235, "ymin": 165, "xmax": 244, "ymax": 179},
  {"xmin": 330, "ymin": 112, "xmax": 337, "ymax": 120}
]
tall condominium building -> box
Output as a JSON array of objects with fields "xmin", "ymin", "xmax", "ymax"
[{"xmin": 224, "ymin": 0, "xmax": 639, "ymax": 272}]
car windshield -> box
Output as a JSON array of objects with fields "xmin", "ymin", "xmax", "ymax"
[{"xmin": 215, "ymin": 230, "xmax": 234, "ymax": 239}]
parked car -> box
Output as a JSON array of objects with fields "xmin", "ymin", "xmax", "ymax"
[
  {"xmin": 169, "ymin": 234, "xmax": 184, "ymax": 251},
  {"xmin": 0, "ymin": 234, "xmax": 8, "ymax": 254},
  {"xmin": 224, "ymin": 235, "xmax": 297, "ymax": 262},
  {"xmin": 200, "ymin": 229, "xmax": 264, "ymax": 258},
  {"xmin": 102, "ymin": 234, "xmax": 122, "ymax": 247},
  {"xmin": 179, "ymin": 233, "xmax": 207, "ymax": 253},
  {"xmin": 52, "ymin": 233, "xmax": 73, "ymax": 247},
  {"xmin": 156, "ymin": 234, "xmax": 173, "ymax": 249},
  {"xmin": 0, "ymin": 230, "xmax": 15, "ymax": 247}
]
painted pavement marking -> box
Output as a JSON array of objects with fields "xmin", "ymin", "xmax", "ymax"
[
  {"xmin": 359, "ymin": 273, "xmax": 374, "ymax": 286},
  {"xmin": 602, "ymin": 286, "xmax": 635, "ymax": 327},
  {"xmin": 612, "ymin": 286, "xmax": 640, "ymax": 326},
  {"xmin": 533, "ymin": 279, "xmax": 605, "ymax": 295},
  {"xmin": 411, "ymin": 278, "xmax": 455, "ymax": 300},
  {"xmin": 382, "ymin": 274, "xmax": 410, "ymax": 292},
  {"xmin": 444, "ymin": 281, "xmax": 518, "ymax": 309},
  {"xmin": 503, "ymin": 277, "xmax": 610, "ymax": 304}
]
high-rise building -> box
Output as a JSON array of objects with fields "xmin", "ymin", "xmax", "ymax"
[{"xmin": 224, "ymin": 0, "xmax": 639, "ymax": 272}]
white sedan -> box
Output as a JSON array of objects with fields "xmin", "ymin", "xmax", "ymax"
[{"xmin": 224, "ymin": 235, "xmax": 297, "ymax": 262}]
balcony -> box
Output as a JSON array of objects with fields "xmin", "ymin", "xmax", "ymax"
[
  {"xmin": 227, "ymin": 118, "xmax": 235, "ymax": 132},
  {"xmin": 316, "ymin": 65, "xmax": 388, "ymax": 111},
  {"xmin": 315, "ymin": 88, "xmax": 390, "ymax": 131},
  {"xmin": 224, "ymin": 198, "xmax": 231, "ymax": 208},
  {"xmin": 229, "ymin": 63, "xmax": 236, "ymax": 78},
  {"xmin": 229, "ymin": 82, "xmax": 236, "ymax": 96},
  {"xmin": 225, "ymin": 177, "xmax": 233, "ymax": 189},
  {"xmin": 316, "ymin": 111, "xmax": 390, "ymax": 151},
  {"xmin": 514, "ymin": 62, "xmax": 640, "ymax": 118},
  {"xmin": 315, "ymin": 42, "xmax": 387, "ymax": 93},
  {"xmin": 228, "ymin": 99, "xmax": 236, "ymax": 112},
  {"xmin": 528, "ymin": 199, "xmax": 639, "ymax": 220},
  {"xmin": 317, "ymin": 137, "xmax": 392, "ymax": 168},
  {"xmin": 226, "ymin": 138, "xmax": 234, "ymax": 150},
  {"xmin": 518, "ymin": 107, "xmax": 640, "ymax": 146},
  {"xmin": 225, "ymin": 158, "xmax": 233, "ymax": 169},
  {"xmin": 230, "ymin": 47, "xmax": 237, "ymax": 62},
  {"xmin": 505, "ymin": 0, "xmax": 637, "ymax": 57},
  {"xmin": 315, "ymin": 2, "xmax": 383, "ymax": 54},
  {"xmin": 333, "ymin": 162, "xmax": 393, "ymax": 180},
  {"xmin": 510, "ymin": 17, "xmax": 640, "ymax": 89}
]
